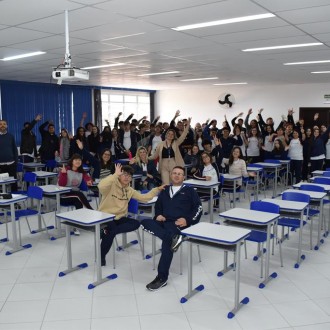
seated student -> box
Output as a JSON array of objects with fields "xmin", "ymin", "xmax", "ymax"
[
  {"xmin": 223, "ymin": 147, "xmax": 256, "ymax": 190},
  {"xmin": 98, "ymin": 164, "xmax": 165, "ymax": 266},
  {"xmin": 183, "ymin": 144, "xmax": 201, "ymax": 177},
  {"xmin": 99, "ymin": 148, "xmax": 115, "ymax": 179},
  {"xmin": 58, "ymin": 153, "xmax": 94, "ymax": 235},
  {"xmin": 129, "ymin": 146, "xmax": 161, "ymax": 190},
  {"xmin": 193, "ymin": 151, "xmax": 220, "ymax": 184},
  {"xmin": 141, "ymin": 166, "xmax": 202, "ymax": 291}
]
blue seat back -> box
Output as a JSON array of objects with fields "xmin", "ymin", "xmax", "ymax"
[
  {"xmin": 45, "ymin": 159, "xmax": 57, "ymax": 170},
  {"xmin": 264, "ymin": 159, "xmax": 280, "ymax": 164},
  {"xmin": 314, "ymin": 177, "xmax": 330, "ymax": 185},
  {"xmin": 300, "ymin": 184, "xmax": 325, "ymax": 192},
  {"xmin": 128, "ymin": 198, "xmax": 139, "ymax": 214},
  {"xmin": 27, "ymin": 186, "xmax": 43, "ymax": 200},
  {"xmin": 323, "ymin": 172, "xmax": 330, "ymax": 177},
  {"xmin": 282, "ymin": 191, "xmax": 310, "ymax": 203},
  {"xmin": 250, "ymin": 201, "xmax": 279, "ymax": 214},
  {"xmin": 23, "ymin": 172, "xmax": 37, "ymax": 183},
  {"xmin": 17, "ymin": 162, "xmax": 24, "ymax": 172}
]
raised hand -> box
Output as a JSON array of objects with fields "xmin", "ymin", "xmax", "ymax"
[
  {"xmin": 248, "ymin": 108, "xmax": 252, "ymax": 115},
  {"xmin": 76, "ymin": 139, "xmax": 83, "ymax": 150},
  {"xmin": 35, "ymin": 114, "xmax": 42, "ymax": 121},
  {"xmin": 115, "ymin": 163, "xmax": 123, "ymax": 176},
  {"xmin": 175, "ymin": 110, "xmax": 180, "ymax": 117}
]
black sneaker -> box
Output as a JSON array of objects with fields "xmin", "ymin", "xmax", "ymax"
[
  {"xmin": 146, "ymin": 275, "xmax": 167, "ymax": 291},
  {"xmin": 171, "ymin": 234, "xmax": 184, "ymax": 252}
]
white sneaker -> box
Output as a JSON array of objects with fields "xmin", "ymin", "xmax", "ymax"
[{"xmin": 73, "ymin": 228, "xmax": 80, "ymax": 236}]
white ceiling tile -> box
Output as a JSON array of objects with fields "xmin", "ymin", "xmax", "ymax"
[{"xmin": 253, "ymin": 0, "xmax": 330, "ymax": 12}]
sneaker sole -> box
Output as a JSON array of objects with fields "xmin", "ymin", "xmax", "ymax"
[{"xmin": 146, "ymin": 281, "xmax": 167, "ymax": 291}]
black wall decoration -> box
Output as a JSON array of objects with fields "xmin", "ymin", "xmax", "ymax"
[{"xmin": 218, "ymin": 93, "xmax": 235, "ymax": 108}]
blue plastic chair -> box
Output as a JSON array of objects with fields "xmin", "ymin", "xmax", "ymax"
[
  {"xmin": 246, "ymin": 201, "xmax": 282, "ymax": 278},
  {"xmin": 314, "ymin": 177, "xmax": 330, "ymax": 185},
  {"xmin": 278, "ymin": 192, "xmax": 310, "ymax": 258},
  {"xmin": 300, "ymin": 184, "xmax": 329, "ymax": 248},
  {"xmin": 7, "ymin": 186, "xmax": 53, "ymax": 243}
]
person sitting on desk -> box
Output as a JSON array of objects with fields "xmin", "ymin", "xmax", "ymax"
[
  {"xmin": 129, "ymin": 146, "xmax": 161, "ymax": 191},
  {"xmin": 98, "ymin": 164, "xmax": 165, "ymax": 266},
  {"xmin": 141, "ymin": 166, "xmax": 202, "ymax": 291}
]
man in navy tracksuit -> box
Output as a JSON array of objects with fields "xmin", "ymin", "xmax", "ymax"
[{"xmin": 141, "ymin": 166, "xmax": 202, "ymax": 291}]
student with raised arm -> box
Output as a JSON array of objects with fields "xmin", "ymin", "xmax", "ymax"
[{"xmin": 98, "ymin": 163, "xmax": 165, "ymax": 266}]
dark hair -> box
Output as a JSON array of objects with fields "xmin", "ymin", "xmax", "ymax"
[
  {"xmin": 48, "ymin": 124, "xmax": 55, "ymax": 128},
  {"xmin": 85, "ymin": 122, "xmax": 93, "ymax": 130},
  {"xmin": 68, "ymin": 154, "xmax": 84, "ymax": 173},
  {"xmin": 229, "ymin": 147, "xmax": 243, "ymax": 165},
  {"xmin": 201, "ymin": 151, "xmax": 211, "ymax": 163},
  {"xmin": 60, "ymin": 128, "xmax": 70, "ymax": 140},
  {"xmin": 273, "ymin": 139, "xmax": 285, "ymax": 152},
  {"xmin": 202, "ymin": 139, "xmax": 212, "ymax": 147},
  {"xmin": 100, "ymin": 149, "xmax": 113, "ymax": 169},
  {"xmin": 124, "ymin": 120, "xmax": 130, "ymax": 125},
  {"xmin": 121, "ymin": 165, "xmax": 134, "ymax": 176}
]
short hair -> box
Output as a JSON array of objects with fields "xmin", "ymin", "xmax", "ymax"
[
  {"xmin": 202, "ymin": 139, "xmax": 212, "ymax": 146},
  {"xmin": 171, "ymin": 166, "xmax": 184, "ymax": 174},
  {"xmin": 48, "ymin": 124, "xmax": 55, "ymax": 128},
  {"xmin": 121, "ymin": 165, "xmax": 134, "ymax": 175},
  {"xmin": 124, "ymin": 120, "xmax": 130, "ymax": 125}
]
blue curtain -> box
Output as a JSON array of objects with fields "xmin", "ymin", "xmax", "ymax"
[{"xmin": 0, "ymin": 81, "xmax": 92, "ymax": 145}]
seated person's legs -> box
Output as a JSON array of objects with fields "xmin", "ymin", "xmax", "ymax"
[{"xmin": 101, "ymin": 217, "xmax": 140, "ymax": 265}]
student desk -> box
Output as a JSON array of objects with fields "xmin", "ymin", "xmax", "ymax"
[
  {"xmin": 0, "ymin": 177, "xmax": 18, "ymax": 193},
  {"xmin": 221, "ymin": 174, "xmax": 242, "ymax": 207},
  {"xmin": 255, "ymin": 162, "xmax": 282, "ymax": 197},
  {"xmin": 181, "ymin": 222, "xmax": 251, "ymax": 319},
  {"xmin": 22, "ymin": 162, "xmax": 45, "ymax": 172},
  {"xmin": 219, "ymin": 207, "xmax": 280, "ymax": 288},
  {"xmin": 263, "ymin": 198, "xmax": 308, "ymax": 268},
  {"xmin": 246, "ymin": 166, "xmax": 263, "ymax": 200},
  {"xmin": 0, "ymin": 194, "xmax": 30, "ymax": 255},
  {"xmin": 39, "ymin": 185, "xmax": 72, "ymax": 240},
  {"xmin": 284, "ymin": 188, "xmax": 327, "ymax": 251},
  {"xmin": 33, "ymin": 171, "xmax": 58, "ymax": 185},
  {"xmin": 293, "ymin": 182, "xmax": 330, "ymax": 237},
  {"xmin": 183, "ymin": 179, "xmax": 219, "ymax": 222},
  {"xmin": 57, "ymin": 208, "xmax": 116, "ymax": 289}
]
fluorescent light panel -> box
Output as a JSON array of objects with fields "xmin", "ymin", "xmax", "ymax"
[
  {"xmin": 284, "ymin": 60, "xmax": 330, "ymax": 65},
  {"xmin": 172, "ymin": 13, "xmax": 275, "ymax": 31},
  {"xmin": 180, "ymin": 77, "xmax": 218, "ymax": 82},
  {"xmin": 81, "ymin": 63, "xmax": 125, "ymax": 70},
  {"xmin": 243, "ymin": 42, "xmax": 323, "ymax": 52},
  {"xmin": 1, "ymin": 51, "xmax": 46, "ymax": 61},
  {"xmin": 139, "ymin": 71, "xmax": 180, "ymax": 76},
  {"xmin": 213, "ymin": 82, "xmax": 247, "ymax": 86},
  {"xmin": 102, "ymin": 32, "xmax": 145, "ymax": 41},
  {"xmin": 311, "ymin": 71, "xmax": 330, "ymax": 74}
]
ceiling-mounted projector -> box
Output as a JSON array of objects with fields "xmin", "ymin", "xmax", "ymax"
[
  {"xmin": 52, "ymin": 10, "xmax": 89, "ymax": 85},
  {"xmin": 52, "ymin": 68, "xmax": 89, "ymax": 82}
]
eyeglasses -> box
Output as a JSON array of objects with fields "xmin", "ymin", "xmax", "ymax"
[
  {"xmin": 172, "ymin": 172, "xmax": 184, "ymax": 176},
  {"xmin": 122, "ymin": 173, "xmax": 132, "ymax": 178}
]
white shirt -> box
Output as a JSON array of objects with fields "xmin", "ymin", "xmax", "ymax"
[
  {"xmin": 170, "ymin": 185, "xmax": 183, "ymax": 198},
  {"xmin": 246, "ymin": 136, "xmax": 260, "ymax": 156},
  {"xmin": 288, "ymin": 138, "xmax": 303, "ymax": 160},
  {"xmin": 123, "ymin": 131, "xmax": 131, "ymax": 150},
  {"xmin": 151, "ymin": 135, "xmax": 162, "ymax": 155},
  {"xmin": 326, "ymin": 139, "xmax": 330, "ymax": 160},
  {"xmin": 203, "ymin": 164, "xmax": 219, "ymax": 192}
]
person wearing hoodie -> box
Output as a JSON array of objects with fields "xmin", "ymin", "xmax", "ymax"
[{"xmin": 98, "ymin": 164, "xmax": 165, "ymax": 266}]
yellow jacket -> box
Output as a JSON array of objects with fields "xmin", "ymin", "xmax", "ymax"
[{"xmin": 98, "ymin": 173, "xmax": 159, "ymax": 220}]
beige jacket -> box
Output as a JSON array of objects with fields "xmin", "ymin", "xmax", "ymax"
[
  {"xmin": 149, "ymin": 124, "xmax": 190, "ymax": 169},
  {"xmin": 98, "ymin": 173, "xmax": 159, "ymax": 220}
]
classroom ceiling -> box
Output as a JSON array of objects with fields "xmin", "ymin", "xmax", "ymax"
[{"xmin": 0, "ymin": 0, "xmax": 330, "ymax": 90}]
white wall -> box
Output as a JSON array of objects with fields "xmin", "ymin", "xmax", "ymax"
[{"xmin": 155, "ymin": 83, "xmax": 330, "ymax": 127}]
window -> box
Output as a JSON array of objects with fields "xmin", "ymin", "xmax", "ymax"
[{"xmin": 101, "ymin": 90, "xmax": 150, "ymax": 129}]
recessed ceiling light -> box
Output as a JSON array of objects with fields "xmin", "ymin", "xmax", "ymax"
[
  {"xmin": 1, "ymin": 51, "xmax": 46, "ymax": 61},
  {"xmin": 213, "ymin": 82, "xmax": 247, "ymax": 86},
  {"xmin": 139, "ymin": 71, "xmax": 180, "ymax": 76},
  {"xmin": 311, "ymin": 71, "xmax": 330, "ymax": 74},
  {"xmin": 172, "ymin": 13, "xmax": 275, "ymax": 31},
  {"xmin": 102, "ymin": 33, "xmax": 145, "ymax": 41},
  {"xmin": 180, "ymin": 77, "xmax": 218, "ymax": 82},
  {"xmin": 81, "ymin": 63, "xmax": 125, "ymax": 70},
  {"xmin": 242, "ymin": 42, "xmax": 323, "ymax": 52},
  {"xmin": 284, "ymin": 60, "xmax": 330, "ymax": 65}
]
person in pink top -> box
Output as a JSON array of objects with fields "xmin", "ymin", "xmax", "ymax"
[{"xmin": 58, "ymin": 153, "xmax": 93, "ymax": 210}]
